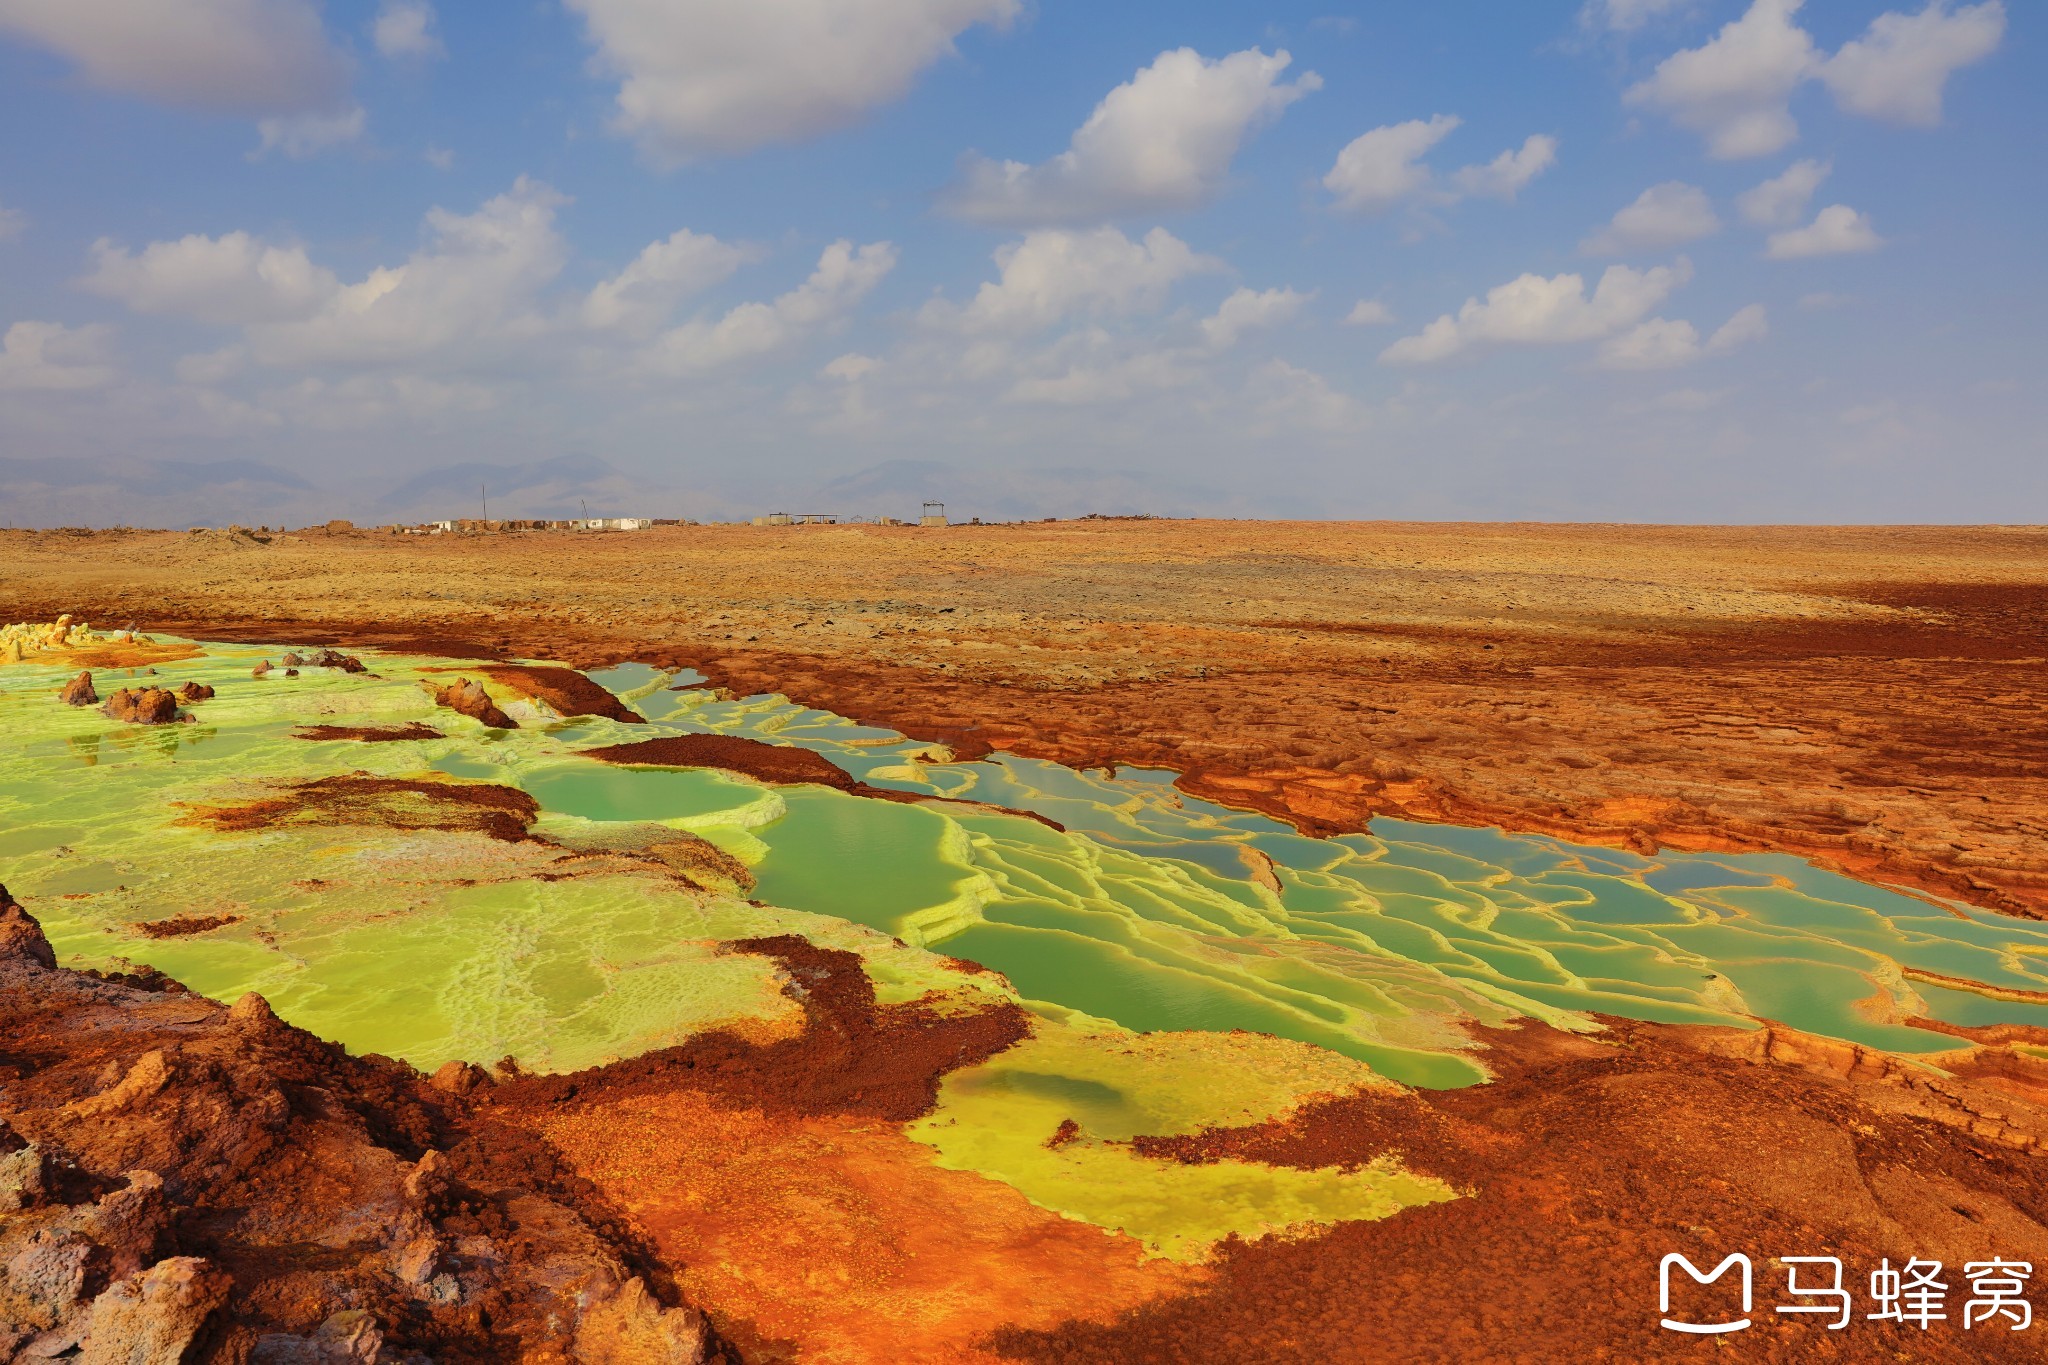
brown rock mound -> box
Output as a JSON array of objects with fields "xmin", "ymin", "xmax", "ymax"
[
  {"xmin": 475, "ymin": 664, "xmax": 644, "ymax": 723},
  {"xmin": 291, "ymin": 722, "xmax": 445, "ymax": 743},
  {"xmin": 491, "ymin": 935, "xmax": 1029, "ymax": 1123},
  {"xmin": 176, "ymin": 681, "xmax": 214, "ymax": 703},
  {"xmin": 184, "ymin": 775, "xmax": 540, "ymax": 843},
  {"xmin": 0, "ymin": 886, "xmax": 734, "ymax": 1362},
  {"xmin": 579, "ymin": 733, "xmax": 1066, "ymax": 830},
  {"xmin": 101, "ymin": 687, "xmax": 180, "ymax": 725},
  {"xmin": 583, "ymin": 733, "xmax": 863, "ymax": 789},
  {"xmin": 58, "ymin": 671, "xmax": 96, "ymax": 706},
  {"xmin": 434, "ymin": 678, "xmax": 516, "ymax": 729}
]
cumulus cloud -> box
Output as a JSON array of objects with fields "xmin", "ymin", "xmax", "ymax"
[
  {"xmin": 253, "ymin": 105, "xmax": 366, "ymax": 159},
  {"xmin": 1248, "ymin": 359, "xmax": 1372, "ymax": 435},
  {"xmin": 1766, "ymin": 204, "xmax": 1882, "ymax": 258},
  {"xmin": 1625, "ymin": 0, "xmax": 1818, "ymax": 158},
  {"xmin": 1580, "ymin": 182, "xmax": 1721, "ymax": 255},
  {"xmin": 1597, "ymin": 303, "xmax": 1767, "ymax": 368},
  {"xmin": 82, "ymin": 231, "xmax": 341, "ymax": 324},
  {"xmin": 248, "ymin": 178, "xmax": 571, "ymax": 368},
  {"xmin": 922, "ymin": 227, "xmax": 1221, "ymax": 334},
  {"xmin": 639, "ymin": 239, "xmax": 896, "ymax": 374},
  {"xmin": 567, "ymin": 0, "xmax": 1018, "ymax": 161},
  {"xmin": 1006, "ymin": 337, "xmax": 1197, "ymax": 407},
  {"xmin": 582, "ymin": 229, "xmax": 760, "ymax": 333},
  {"xmin": 1322, "ymin": 115, "xmax": 1459, "ymax": 213},
  {"xmin": 1627, "ymin": 0, "xmax": 2006, "ymax": 156},
  {"xmin": 1819, "ymin": 0, "xmax": 2004, "ymax": 125},
  {"xmin": 1448, "ymin": 135, "xmax": 1559, "ymax": 200},
  {"xmin": 0, "ymin": 201, "xmax": 24, "ymax": 242},
  {"xmin": 1344, "ymin": 299, "xmax": 1395, "ymax": 326},
  {"xmin": 1381, "ymin": 260, "xmax": 1691, "ymax": 364},
  {"xmin": 1323, "ymin": 116, "xmax": 1556, "ymax": 214},
  {"xmin": 944, "ymin": 48, "xmax": 1319, "ymax": 226},
  {"xmin": 0, "ymin": 320, "xmax": 115, "ymax": 391},
  {"xmin": 0, "ymin": 0, "xmax": 348, "ymax": 114},
  {"xmin": 1736, "ymin": 158, "xmax": 1829, "ymax": 227},
  {"xmin": 1200, "ymin": 286, "xmax": 1308, "ymax": 351},
  {"xmin": 372, "ymin": 0, "xmax": 444, "ymax": 60}
]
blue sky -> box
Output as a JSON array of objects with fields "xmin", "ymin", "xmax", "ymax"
[{"xmin": 0, "ymin": 0, "xmax": 2037, "ymax": 524}]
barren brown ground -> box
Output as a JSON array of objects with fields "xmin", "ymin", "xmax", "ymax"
[{"xmin": 7, "ymin": 519, "xmax": 2044, "ymax": 916}]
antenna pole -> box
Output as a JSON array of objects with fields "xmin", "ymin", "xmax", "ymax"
[{"xmin": 482, "ymin": 482, "xmax": 488, "ymax": 520}]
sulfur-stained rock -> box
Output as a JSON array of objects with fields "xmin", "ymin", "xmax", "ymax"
[
  {"xmin": 101, "ymin": 687, "xmax": 181, "ymax": 726},
  {"xmin": 59, "ymin": 671, "xmax": 97, "ymax": 706},
  {"xmin": 434, "ymin": 678, "xmax": 516, "ymax": 729},
  {"xmin": 0, "ymin": 886, "xmax": 58, "ymax": 969},
  {"xmin": 252, "ymin": 659, "xmax": 272, "ymax": 678},
  {"xmin": 77, "ymin": 1256, "xmax": 231, "ymax": 1365},
  {"xmin": 574, "ymin": 1277, "xmax": 713, "ymax": 1365},
  {"xmin": 176, "ymin": 681, "xmax": 214, "ymax": 703},
  {"xmin": 251, "ymin": 1310, "xmax": 386, "ymax": 1364}
]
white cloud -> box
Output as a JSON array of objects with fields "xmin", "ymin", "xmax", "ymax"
[
  {"xmin": 81, "ymin": 231, "xmax": 340, "ymax": 324},
  {"xmin": 1200, "ymin": 286, "xmax": 1308, "ymax": 351},
  {"xmin": 1382, "ymin": 260, "xmax": 1691, "ymax": 364},
  {"xmin": 582, "ymin": 229, "xmax": 760, "ymax": 333},
  {"xmin": 253, "ymin": 105, "xmax": 366, "ymax": 159},
  {"xmin": 567, "ymin": 0, "xmax": 1018, "ymax": 161},
  {"xmin": 175, "ymin": 345, "xmax": 248, "ymax": 385},
  {"xmin": 0, "ymin": 320, "xmax": 115, "ymax": 391},
  {"xmin": 248, "ymin": 178, "xmax": 570, "ymax": 367},
  {"xmin": 1624, "ymin": 0, "xmax": 1818, "ymax": 158},
  {"xmin": 0, "ymin": 202, "xmax": 23, "ymax": 242},
  {"xmin": 1597, "ymin": 302, "xmax": 1767, "ymax": 368},
  {"xmin": 1580, "ymin": 182, "xmax": 1721, "ymax": 255},
  {"xmin": 1449, "ymin": 134, "xmax": 1559, "ymax": 200},
  {"xmin": 944, "ymin": 47, "xmax": 1319, "ymax": 226},
  {"xmin": 1581, "ymin": 0, "xmax": 1690, "ymax": 32},
  {"xmin": 1736, "ymin": 158, "xmax": 1829, "ymax": 227},
  {"xmin": 1322, "ymin": 115, "xmax": 1459, "ymax": 213},
  {"xmin": 823, "ymin": 353, "xmax": 880, "ymax": 382},
  {"xmin": 1819, "ymin": 1, "xmax": 2003, "ymax": 125},
  {"xmin": 1248, "ymin": 359, "xmax": 1371, "ymax": 435},
  {"xmin": 922, "ymin": 227, "xmax": 1222, "ymax": 334},
  {"xmin": 1323, "ymin": 116, "xmax": 1556, "ymax": 214},
  {"xmin": 1345, "ymin": 299, "xmax": 1395, "ymax": 326},
  {"xmin": 1766, "ymin": 204, "xmax": 1882, "ymax": 258},
  {"xmin": 0, "ymin": 0, "xmax": 347, "ymax": 114},
  {"xmin": 1006, "ymin": 338, "xmax": 1196, "ymax": 407},
  {"xmin": 373, "ymin": 0, "xmax": 444, "ymax": 60},
  {"xmin": 640, "ymin": 239, "xmax": 896, "ymax": 374},
  {"xmin": 424, "ymin": 146, "xmax": 455, "ymax": 171}
]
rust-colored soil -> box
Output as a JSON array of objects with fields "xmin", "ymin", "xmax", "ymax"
[
  {"xmin": 582, "ymin": 734, "xmax": 869, "ymax": 789},
  {"xmin": 996, "ymin": 1019, "xmax": 2048, "ymax": 1364},
  {"xmin": 4, "ymin": 520, "xmax": 2041, "ymax": 917},
  {"xmin": 182, "ymin": 775, "xmax": 539, "ymax": 843},
  {"xmin": 491, "ymin": 936, "xmax": 1029, "ymax": 1123},
  {"xmin": 292, "ymin": 722, "xmax": 445, "ymax": 742}
]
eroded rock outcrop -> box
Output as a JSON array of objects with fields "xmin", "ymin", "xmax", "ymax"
[
  {"xmin": 433, "ymin": 677, "xmax": 517, "ymax": 729},
  {"xmin": 59, "ymin": 671, "xmax": 97, "ymax": 706},
  {"xmin": 0, "ymin": 885, "xmax": 733, "ymax": 1362},
  {"xmin": 101, "ymin": 687, "xmax": 181, "ymax": 726},
  {"xmin": 176, "ymin": 681, "xmax": 215, "ymax": 703}
]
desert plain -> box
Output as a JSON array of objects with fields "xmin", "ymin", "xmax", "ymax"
[{"xmin": 4, "ymin": 518, "xmax": 2048, "ymax": 1363}]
